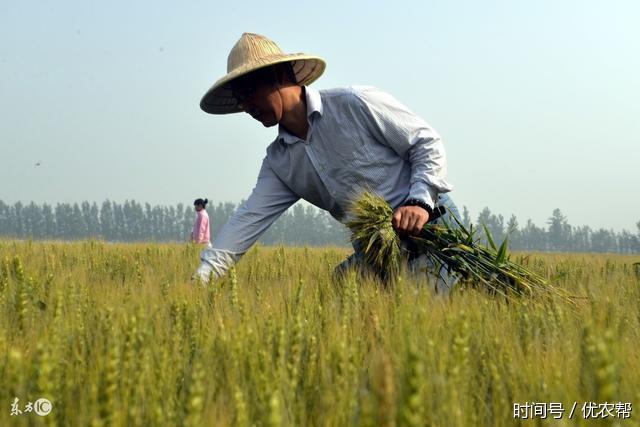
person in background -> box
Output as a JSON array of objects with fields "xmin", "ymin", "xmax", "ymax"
[{"xmin": 191, "ymin": 198, "xmax": 211, "ymax": 247}]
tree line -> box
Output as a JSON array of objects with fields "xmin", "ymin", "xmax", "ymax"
[
  {"xmin": 0, "ymin": 199, "xmax": 638, "ymax": 253},
  {"xmin": 463, "ymin": 207, "xmax": 640, "ymax": 254},
  {"xmin": 0, "ymin": 200, "xmax": 349, "ymax": 247}
]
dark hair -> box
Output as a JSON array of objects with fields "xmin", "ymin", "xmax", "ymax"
[
  {"xmin": 276, "ymin": 62, "xmax": 297, "ymax": 84},
  {"xmin": 230, "ymin": 62, "xmax": 297, "ymax": 98},
  {"xmin": 194, "ymin": 198, "xmax": 208, "ymax": 208}
]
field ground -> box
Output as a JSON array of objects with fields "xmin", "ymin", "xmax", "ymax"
[{"xmin": 1, "ymin": 240, "xmax": 639, "ymax": 426}]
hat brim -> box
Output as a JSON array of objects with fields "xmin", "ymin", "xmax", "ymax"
[{"xmin": 200, "ymin": 53, "xmax": 326, "ymax": 114}]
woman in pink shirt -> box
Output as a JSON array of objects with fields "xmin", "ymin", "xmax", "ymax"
[{"xmin": 191, "ymin": 198, "xmax": 211, "ymax": 246}]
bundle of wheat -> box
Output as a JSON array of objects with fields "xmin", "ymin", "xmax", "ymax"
[{"xmin": 347, "ymin": 192, "xmax": 575, "ymax": 304}]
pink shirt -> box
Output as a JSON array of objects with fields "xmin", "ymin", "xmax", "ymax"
[{"xmin": 192, "ymin": 210, "xmax": 210, "ymax": 243}]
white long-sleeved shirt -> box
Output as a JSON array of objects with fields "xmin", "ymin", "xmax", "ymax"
[{"xmin": 197, "ymin": 85, "xmax": 453, "ymax": 280}]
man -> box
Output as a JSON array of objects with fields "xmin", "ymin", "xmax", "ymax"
[{"xmin": 195, "ymin": 33, "xmax": 460, "ymax": 292}]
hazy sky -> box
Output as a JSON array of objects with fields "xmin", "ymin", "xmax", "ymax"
[{"xmin": 1, "ymin": 0, "xmax": 638, "ymax": 231}]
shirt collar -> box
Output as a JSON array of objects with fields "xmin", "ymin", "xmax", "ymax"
[
  {"xmin": 305, "ymin": 86, "xmax": 323, "ymax": 118},
  {"xmin": 277, "ymin": 86, "xmax": 323, "ymax": 145}
]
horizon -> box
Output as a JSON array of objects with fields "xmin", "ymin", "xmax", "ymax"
[{"xmin": 1, "ymin": 197, "xmax": 637, "ymax": 234}]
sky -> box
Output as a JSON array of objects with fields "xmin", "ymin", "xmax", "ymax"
[{"xmin": 1, "ymin": 0, "xmax": 638, "ymax": 232}]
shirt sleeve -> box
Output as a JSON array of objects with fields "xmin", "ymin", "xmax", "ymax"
[
  {"xmin": 352, "ymin": 87, "xmax": 453, "ymax": 208},
  {"xmin": 198, "ymin": 157, "xmax": 300, "ymax": 279}
]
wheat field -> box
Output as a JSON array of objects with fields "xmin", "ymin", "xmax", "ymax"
[{"xmin": 0, "ymin": 240, "xmax": 638, "ymax": 426}]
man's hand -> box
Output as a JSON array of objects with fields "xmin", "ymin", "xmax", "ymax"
[
  {"xmin": 392, "ymin": 205, "xmax": 430, "ymax": 236},
  {"xmin": 192, "ymin": 262, "xmax": 213, "ymax": 286}
]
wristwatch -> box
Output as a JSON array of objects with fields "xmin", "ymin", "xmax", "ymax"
[{"xmin": 402, "ymin": 198, "xmax": 434, "ymax": 216}]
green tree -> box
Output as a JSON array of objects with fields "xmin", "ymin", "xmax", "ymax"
[
  {"xmin": 591, "ymin": 228, "xmax": 617, "ymax": 253},
  {"xmin": 461, "ymin": 206, "xmax": 471, "ymax": 229},
  {"xmin": 13, "ymin": 202, "xmax": 25, "ymax": 237},
  {"xmin": 506, "ymin": 214, "xmax": 521, "ymax": 249},
  {"xmin": 572, "ymin": 225, "xmax": 592, "ymax": 252},
  {"xmin": 23, "ymin": 202, "xmax": 41, "ymax": 238},
  {"xmin": 82, "ymin": 201, "xmax": 101, "ymax": 238},
  {"xmin": 547, "ymin": 208, "xmax": 571, "ymax": 251},
  {"xmin": 42, "ymin": 203, "xmax": 55, "ymax": 238},
  {"xmin": 100, "ymin": 201, "xmax": 115, "ymax": 240},
  {"xmin": 521, "ymin": 219, "xmax": 546, "ymax": 250},
  {"xmin": 0, "ymin": 201, "xmax": 9, "ymax": 235},
  {"xmin": 476, "ymin": 207, "xmax": 505, "ymax": 246},
  {"xmin": 71, "ymin": 203, "xmax": 87, "ymax": 239}
]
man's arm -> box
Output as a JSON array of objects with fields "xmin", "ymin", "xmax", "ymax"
[
  {"xmin": 352, "ymin": 87, "xmax": 454, "ymax": 234},
  {"xmin": 195, "ymin": 157, "xmax": 300, "ymax": 282}
]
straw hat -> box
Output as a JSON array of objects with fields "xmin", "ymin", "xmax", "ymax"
[{"xmin": 200, "ymin": 33, "xmax": 326, "ymax": 114}]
